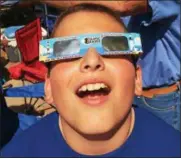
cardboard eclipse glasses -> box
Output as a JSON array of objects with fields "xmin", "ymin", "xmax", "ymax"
[{"xmin": 39, "ymin": 33, "xmax": 143, "ymax": 63}]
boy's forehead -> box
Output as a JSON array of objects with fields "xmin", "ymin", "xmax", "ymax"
[{"xmin": 53, "ymin": 11, "xmax": 125, "ymax": 37}]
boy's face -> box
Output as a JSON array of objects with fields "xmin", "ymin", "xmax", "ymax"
[{"xmin": 45, "ymin": 11, "xmax": 142, "ymax": 135}]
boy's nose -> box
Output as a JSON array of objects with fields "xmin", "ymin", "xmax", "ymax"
[{"xmin": 80, "ymin": 48, "xmax": 105, "ymax": 73}]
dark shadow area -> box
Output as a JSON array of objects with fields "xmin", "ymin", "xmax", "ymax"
[
  {"xmin": 8, "ymin": 104, "xmax": 44, "ymax": 116},
  {"xmin": 0, "ymin": 92, "xmax": 19, "ymax": 149},
  {"xmin": 0, "ymin": 5, "xmax": 36, "ymax": 28}
]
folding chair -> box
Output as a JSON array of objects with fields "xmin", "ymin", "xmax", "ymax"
[
  {"xmin": 43, "ymin": 4, "xmax": 58, "ymax": 35},
  {"xmin": 3, "ymin": 82, "xmax": 55, "ymax": 137},
  {"xmin": 8, "ymin": 18, "xmax": 47, "ymax": 83}
]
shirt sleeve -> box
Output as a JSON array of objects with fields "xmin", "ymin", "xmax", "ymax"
[
  {"xmin": 144, "ymin": 0, "xmax": 180, "ymax": 26},
  {"xmin": 121, "ymin": 0, "xmax": 181, "ymax": 87}
]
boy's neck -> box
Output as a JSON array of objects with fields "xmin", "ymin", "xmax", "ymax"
[{"xmin": 59, "ymin": 108, "xmax": 135, "ymax": 156}]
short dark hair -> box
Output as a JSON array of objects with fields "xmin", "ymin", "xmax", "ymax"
[{"xmin": 51, "ymin": 3, "xmax": 127, "ymax": 37}]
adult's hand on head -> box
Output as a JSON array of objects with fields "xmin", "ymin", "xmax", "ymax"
[
  {"xmin": 72, "ymin": 1, "xmax": 148, "ymax": 16},
  {"xmin": 38, "ymin": 0, "xmax": 148, "ymax": 16},
  {"xmin": 117, "ymin": 0, "xmax": 149, "ymax": 16}
]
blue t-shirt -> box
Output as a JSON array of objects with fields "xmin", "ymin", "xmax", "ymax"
[
  {"xmin": 122, "ymin": 0, "xmax": 180, "ymax": 87},
  {"xmin": 1, "ymin": 108, "xmax": 180, "ymax": 157}
]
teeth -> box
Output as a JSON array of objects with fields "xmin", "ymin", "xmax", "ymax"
[
  {"xmin": 94, "ymin": 83, "xmax": 101, "ymax": 90},
  {"xmin": 82, "ymin": 85, "xmax": 87, "ymax": 91},
  {"xmin": 78, "ymin": 83, "xmax": 108, "ymax": 92},
  {"xmin": 101, "ymin": 83, "xmax": 106, "ymax": 88},
  {"xmin": 87, "ymin": 84, "xmax": 93, "ymax": 91}
]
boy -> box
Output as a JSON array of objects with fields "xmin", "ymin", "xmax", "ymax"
[{"xmin": 1, "ymin": 4, "xmax": 180, "ymax": 157}]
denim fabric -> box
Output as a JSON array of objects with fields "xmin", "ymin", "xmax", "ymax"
[{"xmin": 133, "ymin": 86, "xmax": 180, "ymax": 131}]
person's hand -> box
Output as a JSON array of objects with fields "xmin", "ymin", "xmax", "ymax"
[
  {"xmin": 117, "ymin": 0, "xmax": 148, "ymax": 16},
  {"xmin": 37, "ymin": 0, "xmax": 148, "ymax": 16},
  {"xmin": 71, "ymin": 1, "xmax": 148, "ymax": 16}
]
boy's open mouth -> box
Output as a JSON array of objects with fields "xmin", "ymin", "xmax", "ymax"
[{"xmin": 76, "ymin": 83, "xmax": 111, "ymax": 106}]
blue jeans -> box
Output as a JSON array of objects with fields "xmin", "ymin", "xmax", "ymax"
[{"xmin": 133, "ymin": 85, "xmax": 180, "ymax": 131}]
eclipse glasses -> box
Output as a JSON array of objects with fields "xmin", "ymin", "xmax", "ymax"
[{"xmin": 39, "ymin": 33, "xmax": 143, "ymax": 63}]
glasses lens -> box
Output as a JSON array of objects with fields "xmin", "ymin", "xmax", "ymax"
[
  {"xmin": 102, "ymin": 36, "xmax": 129, "ymax": 52},
  {"xmin": 53, "ymin": 39, "xmax": 80, "ymax": 57}
]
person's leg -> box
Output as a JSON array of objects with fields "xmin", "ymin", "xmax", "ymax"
[
  {"xmin": 133, "ymin": 87, "xmax": 180, "ymax": 131},
  {"xmin": 173, "ymin": 82, "xmax": 180, "ymax": 131}
]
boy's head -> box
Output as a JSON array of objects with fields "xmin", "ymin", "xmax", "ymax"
[{"xmin": 45, "ymin": 4, "xmax": 142, "ymax": 135}]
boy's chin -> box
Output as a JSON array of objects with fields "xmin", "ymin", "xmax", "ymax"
[{"xmin": 76, "ymin": 122, "xmax": 116, "ymax": 137}]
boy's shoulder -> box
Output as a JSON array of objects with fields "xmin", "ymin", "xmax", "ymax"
[
  {"xmin": 113, "ymin": 107, "xmax": 180, "ymax": 157},
  {"xmin": 134, "ymin": 107, "xmax": 180, "ymax": 136},
  {"xmin": 132, "ymin": 107, "xmax": 180, "ymax": 156}
]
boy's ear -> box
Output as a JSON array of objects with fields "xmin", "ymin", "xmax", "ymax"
[
  {"xmin": 134, "ymin": 66, "xmax": 142, "ymax": 96},
  {"xmin": 44, "ymin": 76, "xmax": 53, "ymax": 104}
]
